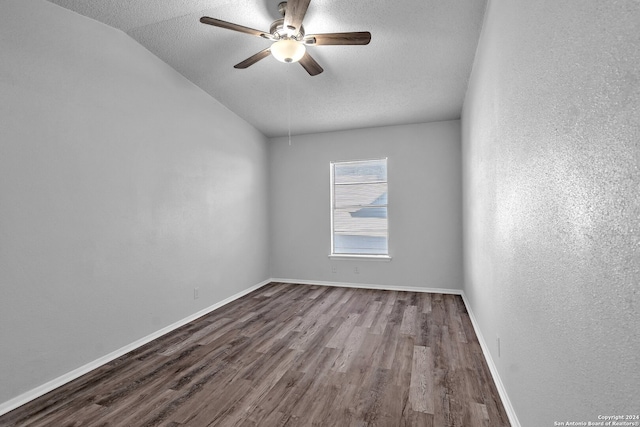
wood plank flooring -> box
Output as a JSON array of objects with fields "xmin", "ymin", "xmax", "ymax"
[{"xmin": 0, "ymin": 283, "xmax": 511, "ymax": 426}]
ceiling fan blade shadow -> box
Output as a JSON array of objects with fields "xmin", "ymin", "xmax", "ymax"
[
  {"xmin": 304, "ymin": 31, "xmax": 371, "ymax": 46},
  {"xmin": 200, "ymin": 16, "xmax": 272, "ymax": 39},
  {"xmin": 299, "ymin": 51, "xmax": 323, "ymax": 76},
  {"xmin": 283, "ymin": 0, "xmax": 311, "ymax": 33},
  {"xmin": 234, "ymin": 48, "xmax": 272, "ymax": 69}
]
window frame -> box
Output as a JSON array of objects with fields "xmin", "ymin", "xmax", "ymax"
[{"xmin": 329, "ymin": 157, "xmax": 391, "ymax": 260}]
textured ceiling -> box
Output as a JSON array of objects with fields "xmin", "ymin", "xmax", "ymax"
[{"xmin": 46, "ymin": 0, "xmax": 487, "ymax": 137}]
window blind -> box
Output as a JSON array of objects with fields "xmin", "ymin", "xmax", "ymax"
[{"xmin": 331, "ymin": 158, "xmax": 388, "ymax": 255}]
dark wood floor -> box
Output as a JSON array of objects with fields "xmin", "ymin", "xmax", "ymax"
[{"xmin": 0, "ymin": 283, "xmax": 510, "ymax": 427}]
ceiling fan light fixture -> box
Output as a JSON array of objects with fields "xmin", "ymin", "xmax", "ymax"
[{"xmin": 271, "ymin": 38, "xmax": 306, "ymax": 63}]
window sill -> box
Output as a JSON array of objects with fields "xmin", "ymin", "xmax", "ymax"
[{"xmin": 328, "ymin": 254, "xmax": 392, "ymax": 261}]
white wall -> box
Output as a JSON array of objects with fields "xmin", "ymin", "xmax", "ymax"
[
  {"xmin": 269, "ymin": 121, "xmax": 463, "ymax": 290},
  {"xmin": 462, "ymin": 0, "xmax": 640, "ymax": 424},
  {"xmin": 0, "ymin": 0, "xmax": 269, "ymax": 405}
]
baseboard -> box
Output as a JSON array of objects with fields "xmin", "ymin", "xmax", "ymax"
[
  {"xmin": 273, "ymin": 278, "xmax": 520, "ymax": 426},
  {"xmin": 271, "ymin": 277, "xmax": 463, "ymax": 296},
  {"xmin": 2, "ymin": 278, "xmax": 520, "ymax": 426},
  {"xmin": 0, "ymin": 278, "xmax": 272, "ymax": 417},
  {"xmin": 460, "ymin": 293, "xmax": 521, "ymax": 427}
]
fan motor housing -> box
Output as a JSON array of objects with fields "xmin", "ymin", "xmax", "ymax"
[{"xmin": 269, "ymin": 18, "xmax": 305, "ymax": 40}]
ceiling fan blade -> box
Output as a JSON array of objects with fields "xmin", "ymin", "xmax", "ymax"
[
  {"xmin": 304, "ymin": 31, "xmax": 371, "ymax": 46},
  {"xmin": 299, "ymin": 51, "xmax": 323, "ymax": 76},
  {"xmin": 234, "ymin": 48, "xmax": 272, "ymax": 69},
  {"xmin": 200, "ymin": 16, "xmax": 272, "ymax": 39},
  {"xmin": 283, "ymin": 0, "xmax": 311, "ymax": 33}
]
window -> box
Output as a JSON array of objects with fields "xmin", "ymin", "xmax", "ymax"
[{"xmin": 330, "ymin": 158, "xmax": 389, "ymax": 257}]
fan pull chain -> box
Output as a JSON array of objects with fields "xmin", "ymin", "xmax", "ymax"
[{"xmin": 287, "ymin": 66, "xmax": 292, "ymax": 146}]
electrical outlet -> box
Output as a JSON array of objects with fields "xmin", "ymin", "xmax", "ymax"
[
  {"xmin": 354, "ymin": 266, "xmax": 359, "ymax": 274},
  {"xmin": 194, "ymin": 287, "xmax": 200, "ymax": 300},
  {"xmin": 497, "ymin": 336, "xmax": 501, "ymax": 357},
  {"xmin": 331, "ymin": 267, "xmax": 337, "ymax": 274}
]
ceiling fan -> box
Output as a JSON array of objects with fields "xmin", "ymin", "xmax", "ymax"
[{"xmin": 200, "ymin": 0, "xmax": 371, "ymax": 76}]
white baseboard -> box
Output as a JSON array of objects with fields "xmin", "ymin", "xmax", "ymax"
[
  {"xmin": 460, "ymin": 293, "xmax": 521, "ymax": 427},
  {"xmin": 274, "ymin": 278, "xmax": 520, "ymax": 426},
  {"xmin": 2, "ymin": 278, "xmax": 520, "ymax": 426},
  {"xmin": 271, "ymin": 277, "xmax": 463, "ymax": 296},
  {"xmin": 0, "ymin": 279, "xmax": 271, "ymax": 417}
]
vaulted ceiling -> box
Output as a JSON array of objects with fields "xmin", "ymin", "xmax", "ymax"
[{"xmin": 46, "ymin": 0, "xmax": 487, "ymax": 137}]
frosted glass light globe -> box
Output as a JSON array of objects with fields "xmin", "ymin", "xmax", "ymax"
[{"xmin": 271, "ymin": 39, "xmax": 306, "ymax": 63}]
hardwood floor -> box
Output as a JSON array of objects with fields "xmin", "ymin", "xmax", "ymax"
[{"xmin": 0, "ymin": 283, "xmax": 511, "ymax": 426}]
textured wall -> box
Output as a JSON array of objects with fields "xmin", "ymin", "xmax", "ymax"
[
  {"xmin": 0, "ymin": 0, "xmax": 269, "ymax": 406},
  {"xmin": 462, "ymin": 0, "xmax": 640, "ymax": 424},
  {"xmin": 269, "ymin": 121, "xmax": 463, "ymax": 290}
]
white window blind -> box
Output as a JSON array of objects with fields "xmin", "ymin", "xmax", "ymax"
[{"xmin": 331, "ymin": 158, "xmax": 388, "ymax": 255}]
